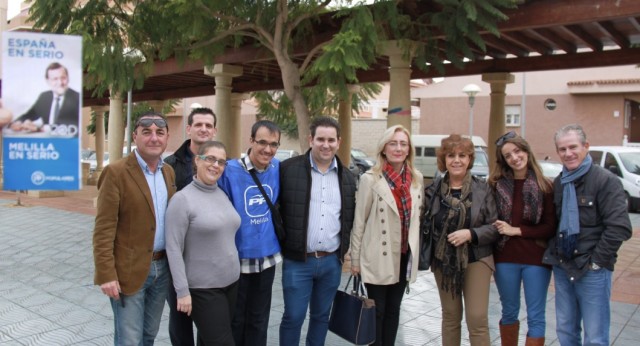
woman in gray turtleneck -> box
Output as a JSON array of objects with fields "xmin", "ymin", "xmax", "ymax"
[{"xmin": 166, "ymin": 140, "xmax": 240, "ymax": 346}]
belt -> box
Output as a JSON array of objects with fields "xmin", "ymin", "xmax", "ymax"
[
  {"xmin": 152, "ymin": 250, "xmax": 166, "ymax": 261},
  {"xmin": 307, "ymin": 251, "xmax": 334, "ymax": 258}
]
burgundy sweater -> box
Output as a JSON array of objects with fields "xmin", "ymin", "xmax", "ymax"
[{"xmin": 494, "ymin": 179, "xmax": 557, "ymax": 267}]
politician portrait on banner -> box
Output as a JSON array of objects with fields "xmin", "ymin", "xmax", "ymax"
[{"xmin": 2, "ymin": 32, "xmax": 82, "ymax": 190}]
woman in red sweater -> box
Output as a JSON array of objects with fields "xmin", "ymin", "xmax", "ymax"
[{"xmin": 488, "ymin": 132, "xmax": 557, "ymax": 346}]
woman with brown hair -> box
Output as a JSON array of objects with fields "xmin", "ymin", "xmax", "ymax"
[
  {"xmin": 488, "ymin": 131, "xmax": 556, "ymax": 346},
  {"xmin": 422, "ymin": 134, "xmax": 499, "ymax": 346}
]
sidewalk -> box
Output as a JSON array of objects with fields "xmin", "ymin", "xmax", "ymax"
[{"xmin": 0, "ymin": 187, "xmax": 639, "ymax": 345}]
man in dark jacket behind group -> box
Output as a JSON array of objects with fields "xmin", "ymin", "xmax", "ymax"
[
  {"xmin": 278, "ymin": 116, "xmax": 357, "ymax": 346},
  {"xmin": 543, "ymin": 124, "xmax": 632, "ymax": 346},
  {"xmin": 163, "ymin": 107, "xmax": 217, "ymax": 345}
]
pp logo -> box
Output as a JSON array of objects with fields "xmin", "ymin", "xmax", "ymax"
[
  {"xmin": 244, "ymin": 185, "xmax": 272, "ymax": 217},
  {"xmin": 31, "ymin": 171, "xmax": 46, "ymax": 185}
]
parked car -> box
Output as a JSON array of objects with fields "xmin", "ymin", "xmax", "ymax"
[
  {"xmin": 81, "ymin": 149, "xmax": 94, "ymax": 161},
  {"xmin": 275, "ymin": 149, "xmax": 300, "ymax": 162},
  {"xmin": 412, "ymin": 135, "xmax": 490, "ymax": 180},
  {"xmin": 590, "ymin": 146, "xmax": 640, "ymax": 212},
  {"xmin": 351, "ymin": 148, "xmax": 376, "ymax": 174},
  {"xmin": 539, "ymin": 160, "xmax": 563, "ymax": 179},
  {"xmin": 83, "ymin": 146, "xmax": 145, "ymax": 173},
  {"xmin": 83, "ymin": 152, "xmax": 110, "ymax": 173}
]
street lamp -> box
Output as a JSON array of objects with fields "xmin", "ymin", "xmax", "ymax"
[{"xmin": 462, "ymin": 83, "xmax": 481, "ymax": 137}]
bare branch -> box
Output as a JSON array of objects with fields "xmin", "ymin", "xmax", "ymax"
[
  {"xmin": 299, "ymin": 41, "xmax": 329, "ymax": 74},
  {"xmin": 181, "ymin": 23, "xmax": 258, "ymax": 50},
  {"xmin": 283, "ymin": 0, "xmax": 332, "ymax": 48},
  {"xmin": 237, "ymin": 31, "xmax": 273, "ymax": 51},
  {"xmin": 274, "ymin": 0, "xmax": 288, "ymax": 52},
  {"xmin": 196, "ymin": 2, "xmax": 251, "ymax": 26}
]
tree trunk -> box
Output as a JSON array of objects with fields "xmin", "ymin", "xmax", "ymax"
[
  {"xmin": 273, "ymin": 46, "xmax": 311, "ymax": 152},
  {"xmin": 279, "ymin": 62, "xmax": 311, "ymax": 151}
]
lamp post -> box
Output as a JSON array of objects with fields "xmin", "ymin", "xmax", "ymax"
[{"xmin": 462, "ymin": 83, "xmax": 481, "ymax": 137}]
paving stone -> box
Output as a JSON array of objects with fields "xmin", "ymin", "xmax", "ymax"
[{"xmin": 1, "ymin": 196, "xmax": 639, "ymax": 345}]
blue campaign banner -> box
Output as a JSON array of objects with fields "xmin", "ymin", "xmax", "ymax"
[
  {"xmin": 3, "ymin": 137, "xmax": 81, "ymax": 190},
  {"xmin": 2, "ymin": 32, "xmax": 83, "ymax": 191}
]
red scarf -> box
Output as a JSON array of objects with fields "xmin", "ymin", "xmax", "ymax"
[{"xmin": 382, "ymin": 162, "xmax": 412, "ymax": 254}]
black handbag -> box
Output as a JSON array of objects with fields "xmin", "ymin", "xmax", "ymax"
[
  {"xmin": 248, "ymin": 169, "xmax": 286, "ymax": 242},
  {"xmin": 328, "ymin": 275, "xmax": 376, "ymax": 345}
]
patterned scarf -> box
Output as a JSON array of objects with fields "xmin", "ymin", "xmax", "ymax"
[
  {"xmin": 382, "ymin": 162, "xmax": 412, "ymax": 254},
  {"xmin": 432, "ymin": 173, "xmax": 473, "ymax": 298},
  {"xmin": 495, "ymin": 169, "xmax": 543, "ymax": 249},
  {"xmin": 558, "ymin": 154, "xmax": 592, "ymax": 257}
]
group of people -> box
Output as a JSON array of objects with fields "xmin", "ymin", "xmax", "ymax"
[
  {"xmin": 91, "ymin": 110, "xmax": 356, "ymax": 346},
  {"xmin": 417, "ymin": 125, "xmax": 631, "ymax": 346},
  {"xmin": 88, "ymin": 106, "xmax": 631, "ymax": 346}
]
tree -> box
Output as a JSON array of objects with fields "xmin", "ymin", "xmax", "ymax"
[
  {"xmin": 29, "ymin": 0, "xmax": 514, "ymax": 151},
  {"xmin": 85, "ymin": 100, "xmax": 179, "ymax": 136},
  {"xmin": 253, "ymin": 82, "xmax": 382, "ymax": 139}
]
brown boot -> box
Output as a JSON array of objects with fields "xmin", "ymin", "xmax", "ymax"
[
  {"xmin": 499, "ymin": 321, "xmax": 519, "ymax": 346},
  {"xmin": 525, "ymin": 336, "xmax": 545, "ymax": 346}
]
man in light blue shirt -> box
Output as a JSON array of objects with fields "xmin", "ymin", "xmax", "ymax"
[
  {"xmin": 93, "ymin": 111, "xmax": 176, "ymax": 345},
  {"xmin": 278, "ymin": 116, "xmax": 357, "ymax": 345}
]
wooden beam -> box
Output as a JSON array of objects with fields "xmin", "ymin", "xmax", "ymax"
[
  {"xmin": 501, "ymin": 31, "xmax": 553, "ymax": 55},
  {"xmin": 534, "ymin": 28, "xmax": 577, "ymax": 53},
  {"xmin": 564, "ymin": 24, "xmax": 603, "ymax": 51},
  {"xmin": 597, "ymin": 20, "xmax": 631, "ymax": 48},
  {"xmin": 499, "ymin": 0, "xmax": 640, "ymax": 32},
  {"xmin": 482, "ymin": 35, "xmax": 529, "ymax": 57},
  {"xmin": 354, "ymin": 47, "xmax": 640, "ymax": 82}
]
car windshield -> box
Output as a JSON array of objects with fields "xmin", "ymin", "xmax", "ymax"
[
  {"xmin": 352, "ymin": 148, "xmax": 368, "ymax": 159},
  {"xmin": 89, "ymin": 153, "xmax": 109, "ymax": 161},
  {"xmin": 275, "ymin": 151, "xmax": 289, "ymax": 161},
  {"xmin": 619, "ymin": 152, "xmax": 640, "ymax": 175},
  {"xmin": 474, "ymin": 149, "xmax": 489, "ymax": 167},
  {"xmin": 541, "ymin": 162, "xmax": 563, "ymax": 177}
]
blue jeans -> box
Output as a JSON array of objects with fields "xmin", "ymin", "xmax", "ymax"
[
  {"xmin": 553, "ymin": 265, "xmax": 612, "ymax": 346},
  {"xmin": 110, "ymin": 257, "xmax": 170, "ymax": 346},
  {"xmin": 279, "ymin": 254, "xmax": 341, "ymax": 346},
  {"xmin": 494, "ymin": 263, "xmax": 551, "ymax": 337}
]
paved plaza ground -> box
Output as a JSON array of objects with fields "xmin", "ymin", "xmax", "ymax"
[{"xmin": 0, "ymin": 188, "xmax": 639, "ymax": 345}]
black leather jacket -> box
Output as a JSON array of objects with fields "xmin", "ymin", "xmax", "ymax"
[
  {"xmin": 163, "ymin": 140, "xmax": 194, "ymax": 191},
  {"xmin": 279, "ymin": 150, "xmax": 357, "ymax": 262},
  {"xmin": 543, "ymin": 164, "xmax": 632, "ymax": 280}
]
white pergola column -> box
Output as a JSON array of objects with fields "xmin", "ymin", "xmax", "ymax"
[
  {"xmin": 107, "ymin": 90, "xmax": 124, "ymax": 163},
  {"xmin": 229, "ymin": 93, "xmax": 249, "ymax": 158},
  {"xmin": 379, "ymin": 40, "xmax": 416, "ymax": 131},
  {"xmin": 90, "ymin": 106, "xmax": 109, "ymax": 185},
  {"xmin": 482, "ymin": 72, "xmax": 515, "ymax": 171},
  {"xmin": 205, "ymin": 64, "xmax": 243, "ymax": 154}
]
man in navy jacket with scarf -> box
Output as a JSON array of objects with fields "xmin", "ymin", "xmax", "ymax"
[{"xmin": 543, "ymin": 124, "xmax": 631, "ymax": 346}]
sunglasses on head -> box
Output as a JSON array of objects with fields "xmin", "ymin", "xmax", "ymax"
[
  {"xmin": 495, "ymin": 131, "xmax": 517, "ymax": 146},
  {"xmin": 136, "ymin": 117, "xmax": 168, "ymax": 129}
]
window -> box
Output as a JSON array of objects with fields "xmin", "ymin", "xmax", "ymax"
[
  {"xmin": 590, "ymin": 151, "xmax": 602, "ymax": 166},
  {"xmin": 505, "ymin": 105, "xmax": 521, "ymax": 127}
]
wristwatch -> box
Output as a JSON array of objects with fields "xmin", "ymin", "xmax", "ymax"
[{"xmin": 590, "ymin": 262, "xmax": 601, "ymax": 271}]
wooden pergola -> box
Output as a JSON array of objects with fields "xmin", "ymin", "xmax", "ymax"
[{"xmin": 79, "ymin": 0, "xmax": 640, "ymax": 107}]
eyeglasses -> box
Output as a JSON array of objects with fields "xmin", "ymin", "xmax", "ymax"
[
  {"xmin": 254, "ymin": 139, "xmax": 280, "ymax": 149},
  {"xmin": 136, "ymin": 117, "xmax": 168, "ymax": 129},
  {"xmin": 387, "ymin": 141, "xmax": 409, "ymax": 149},
  {"xmin": 197, "ymin": 155, "xmax": 227, "ymax": 166},
  {"xmin": 495, "ymin": 131, "xmax": 517, "ymax": 146}
]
